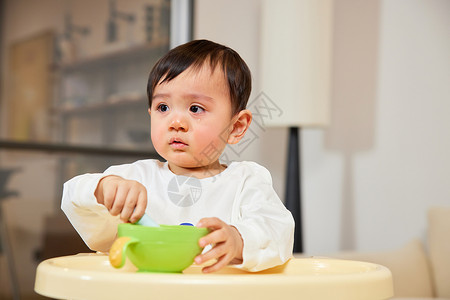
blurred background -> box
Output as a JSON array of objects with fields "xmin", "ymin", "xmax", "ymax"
[{"xmin": 1, "ymin": 0, "xmax": 449, "ymax": 299}]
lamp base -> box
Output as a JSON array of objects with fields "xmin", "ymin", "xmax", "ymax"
[{"xmin": 285, "ymin": 127, "xmax": 302, "ymax": 253}]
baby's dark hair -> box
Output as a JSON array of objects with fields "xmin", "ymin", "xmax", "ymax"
[{"xmin": 147, "ymin": 39, "xmax": 252, "ymax": 115}]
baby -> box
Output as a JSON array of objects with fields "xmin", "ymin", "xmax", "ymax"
[{"xmin": 62, "ymin": 39, "xmax": 294, "ymax": 273}]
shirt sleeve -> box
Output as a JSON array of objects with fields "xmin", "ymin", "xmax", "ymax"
[
  {"xmin": 230, "ymin": 164, "xmax": 295, "ymax": 272},
  {"xmin": 61, "ymin": 172, "xmax": 122, "ymax": 252}
]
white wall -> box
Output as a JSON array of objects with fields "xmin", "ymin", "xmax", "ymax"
[{"xmin": 195, "ymin": 0, "xmax": 450, "ymax": 254}]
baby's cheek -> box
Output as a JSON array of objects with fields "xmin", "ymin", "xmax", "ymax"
[
  {"xmin": 150, "ymin": 129, "xmax": 164, "ymax": 152},
  {"xmin": 199, "ymin": 127, "xmax": 228, "ymax": 148}
]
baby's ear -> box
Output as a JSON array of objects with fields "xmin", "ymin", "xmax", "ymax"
[{"xmin": 227, "ymin": 110, "xmax": 252, "ymax": 144}]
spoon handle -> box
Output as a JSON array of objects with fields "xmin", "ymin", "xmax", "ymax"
[{"xmin": 136, "ymin": 213, "xmax": 159, "ymax": 227}]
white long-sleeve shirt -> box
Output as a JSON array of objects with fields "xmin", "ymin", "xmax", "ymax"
[{"xmin": 61, "ymin": 159, "xmax": 294, "ymax": 272}]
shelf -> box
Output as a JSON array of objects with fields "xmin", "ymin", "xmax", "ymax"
[
  {"xmin": 55, "ymin": 94, "xmax": 148, "ymax": 116},
  {"xmin": 54, "ymin": 39, "xmax": 169, "ymax": 72},
  {"xmin": 0, "ymin": 139, "xmax": 160, "ymax": 158}
]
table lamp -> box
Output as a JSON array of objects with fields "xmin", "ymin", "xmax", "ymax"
[{"xmin": 260, "ymin": 0, "xmax": 333, "ymax": 252}]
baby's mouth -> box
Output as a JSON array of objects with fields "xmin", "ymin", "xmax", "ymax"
[{"xmin": 169, "ymin": 138, "xmax": 188, "ymax": 148}]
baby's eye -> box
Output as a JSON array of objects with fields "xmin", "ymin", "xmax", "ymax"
[
  {"xmin": 189, "ymin": 105, "xmax": 204, "ymax": 114},
  {"xmin": 157, "ymin": 104, "xmax": 169, "ymax": 112}
]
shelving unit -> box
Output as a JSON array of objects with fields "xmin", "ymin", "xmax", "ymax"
[{"xmin": 53, "ymin": 39, "xmax": 169, "ymax": 150}]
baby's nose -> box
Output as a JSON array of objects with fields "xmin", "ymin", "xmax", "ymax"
[{"xmin": 169, "ymin": 115, "xmax": 188, "ymax": 131}]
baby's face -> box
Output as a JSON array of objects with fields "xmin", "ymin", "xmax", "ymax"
[{"xmin": 149, "ymin": 64, "xmax": 234, "ymax": 175}]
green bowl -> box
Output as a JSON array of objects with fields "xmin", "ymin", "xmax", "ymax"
[{"xmin": 109, "ymin": 223, "xmax": 208, "ymax": 273}]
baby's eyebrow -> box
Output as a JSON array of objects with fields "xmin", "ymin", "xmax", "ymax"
[
  {"xmin": 185, "ymin": 93, "xmax": 214, "ymax": 102},
  {"xmin": 152, "ymin": 92, "xmax": 214, "ymax": 102},
  {"xmin": 152, "ymin": 93, "xmax": 169, "ymax": 100}
]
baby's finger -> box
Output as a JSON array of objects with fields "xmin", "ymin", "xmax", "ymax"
[
  {"xmin": 195, "ymin": 242, "xmax": 226, "ymax": 265},
  {"xmin": 102, "ymin": 184, "xmax": 117, "ymax": 210},
  {"xmin": 201, "ymin": 253, "xmax": 233, "ymax": 273},
  {"xmin": 120, "ymin": 189, "xmax": 139, "ymax": 222},
  {"xmin": 109, "ymin": 185, "xmax": 128, "ymax": 216},
  {"xmin": 198, "ymin": 229, "xmax": 226, "ymax": 248},
  {"xmin": 196, "ymin": 217, "xmax": 224, "ymax": 230},
  {"xmin": 129, "ymin": 191, "xmax": 147, "ymax": 223}
]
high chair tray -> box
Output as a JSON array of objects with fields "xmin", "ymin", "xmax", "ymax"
[{"xmin": 35, "ymin": 253, "xmax": 393, "ymax": 300}]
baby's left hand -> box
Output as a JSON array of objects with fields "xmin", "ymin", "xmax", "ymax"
[{"xmin": 194, "ymin": 217, "xmax": 243, "ymax": 273}]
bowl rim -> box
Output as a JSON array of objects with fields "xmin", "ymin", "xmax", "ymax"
[{"xmin": 117, "ymin": 223, "xmax": 209, "ymax": 237}]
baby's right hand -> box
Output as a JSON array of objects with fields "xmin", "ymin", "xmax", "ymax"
[{"xmin": 94, "ymin": 175, "xmax": 147, "ymax": 223}]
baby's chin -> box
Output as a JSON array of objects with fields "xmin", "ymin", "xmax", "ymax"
[
  {"xmin": 167, "ymin": 159, "xmax": 224, "ymax": 177},
  {"xmin": 166, "ymin": 158, "xmax": 204, "ymax": 171}
]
